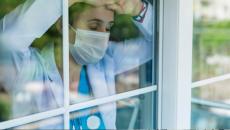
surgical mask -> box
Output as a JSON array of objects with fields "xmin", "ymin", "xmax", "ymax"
[{"xmin": 70, "ymin": 27, "xmax": 110, "ymax": 65}]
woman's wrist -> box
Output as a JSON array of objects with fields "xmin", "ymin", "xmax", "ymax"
[
  {"xmin": 133, "ymin": 1, "xmax": 144, "ymax": 16},
  {"xmin": 133, "ymin": 0, "xmax": 148, "ymax": 22}
]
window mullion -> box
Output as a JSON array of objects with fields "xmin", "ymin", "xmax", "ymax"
[
  {"xmin": 0, "ymin": 108, "xmax": 65, "ymax": 129},
  {"xmin": 192, "ymin": 73, "xmax": 230, "ymax": 88},
  {"xmin": 62, "ymin": 0, "xmax": 70, "ymax": 129},
  {"xmin": 158, "ymin": 0, "xmax": 193, "ymax": 128},
  {"xmin": 68, "ymin": 86, "xmax": 157, "ymax": 112}
]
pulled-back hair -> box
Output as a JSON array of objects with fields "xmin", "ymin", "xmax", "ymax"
[{"xmin": 69, "ymin": 2, "xmax": 93, "ymax": 25}]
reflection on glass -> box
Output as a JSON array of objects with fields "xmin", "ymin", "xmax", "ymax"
[
  {"xmin": 70, "ymin": 92, "xmax": 154, "ymax": 129},
  {"xmin": 116, "ymin": 68, "xmax": 140, "ymax": 93},
  {"xmin": 193, "ymin": 0, "xmax": 230, "ymax": 81},
  {"xmin": 192, "ymin": 104, "xmax": 230, "ymax": 129},
  {"xmin": 68, "ymin": 0, "xmax": 154, "ymax": 105},
  {"xmin": 0, "ymin": 0, "xmax": 63, "ymax": 121},
  {"xmin": 12, "ymin": 116, "xmax": 64, "ymax": 129},
  {"xmin": 192, "ymin": 80, "xmax": 230, "ymax": 104}
]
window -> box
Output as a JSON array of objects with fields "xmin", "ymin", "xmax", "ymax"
[
  {"xmin": 192, "ymin": 0, "xmax": 230, "ymax": 128},
  {"xmin": 0, "ymin": 0, "xmax": 158, "ymax": 129},
  {"xmin": 0, "ymin": 0, "xmax": 196, "ymax": 129}
]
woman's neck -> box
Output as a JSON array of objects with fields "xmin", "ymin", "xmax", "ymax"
[
  {"xmin": 69, "ymin": 54, "xmax": 82, "ymax": 92},
  {"xmin": 54, "ymin": 43, "xmax": 82, "ymax": 91}
]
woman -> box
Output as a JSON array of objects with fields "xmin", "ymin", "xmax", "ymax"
[
  {"xmin": 68, "ymin": 1, "xmax": 153, "ymax": 129},
  {"xmin": 0, "ymin": 0, "xmax": 153, "ymax": 129}
]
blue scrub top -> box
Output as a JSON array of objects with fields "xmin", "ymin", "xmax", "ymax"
[{"xmin": 70, "ymin": 66, "xmax": 105, "ymax": 130}]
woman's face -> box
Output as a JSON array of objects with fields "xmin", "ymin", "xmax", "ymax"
[
  {"xmin": 69, "ymin": 6, "xmax": 114, "ymax": 43},
  {"xmin": 68, "ymin": 6, "xmax": 114, "ymax": 64},
  {"xmin": 77, "ymin": 6, "xmax": 114, "ymax": 32}
]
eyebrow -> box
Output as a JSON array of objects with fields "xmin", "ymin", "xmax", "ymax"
[{"xmin": 87, "ymin": 19, "xmax": 103, "ymax": 23}]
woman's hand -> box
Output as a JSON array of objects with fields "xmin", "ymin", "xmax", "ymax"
[
  {"xmin": 69, "ymin": 0, "xmax": 118, "ymax": 7},
  {"xmin": 106, "ymin": 0, "xmax": 143, "ymax": 16}
]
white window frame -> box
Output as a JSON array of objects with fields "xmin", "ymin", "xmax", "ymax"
[
  {"xmin": 157, "ymin": 0, "xmax": 193, "ymax": 129},
  {"xmin": 0, "ymin": 0, "xmax": 157, "ymax": 129}
]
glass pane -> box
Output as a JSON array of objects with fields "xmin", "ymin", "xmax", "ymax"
[
  {"xmin": 68, "ymin": 0, "xmax": 155, "ymax": 105},
  {"xmin": 192, "ymin": 79, "xmax": 230, "ymax": 104},
  {"xmin": 193, "ymin": 0, "xmax": 230, "ymax": 81},
  {"xmin": 0, "ymin": 0, "xmax": 63, "ymax": 121},
  {"xmin": 191, "ymin": 104, "xmax": 230, "ymax": 129},
  {"xmin": 192, "ymin": 0, "xmax": 230, "ymax": 128},
  {"xmin": 69, "ymin": 92, "xmax": 155, "ymax": 129},
  {"xmin": 12, "ymin": 116, "xmax": 64, "ymax": 129}
]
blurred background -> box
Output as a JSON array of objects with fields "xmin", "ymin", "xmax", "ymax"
[{"xmin": 192, "ymin": 0, "xmax": 230, "ymax": 128}]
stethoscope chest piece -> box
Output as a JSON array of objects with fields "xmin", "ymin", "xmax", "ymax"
[{"xmin": 87, "ymin": 115, "xmax": 101, "ymax": 129}]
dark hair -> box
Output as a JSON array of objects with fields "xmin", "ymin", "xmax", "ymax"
[{"xmin": 69, "ymin": 2, "xmax": 93, "ymax": 25}]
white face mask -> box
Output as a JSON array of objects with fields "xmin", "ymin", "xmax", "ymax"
[{"xmin": 70, "ymin": 27, "xmax": 110, "ymax": 65}]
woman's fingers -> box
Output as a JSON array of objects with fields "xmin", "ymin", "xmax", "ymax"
[
  {"xmin": 106, "ymin": 4, "xmax": 122, "ymax": 13},
  {"xmin": 106, "ymin": 0, "xmax": 143, "ymax": 16}
]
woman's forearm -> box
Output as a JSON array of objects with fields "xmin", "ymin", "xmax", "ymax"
[{"xmin": 69, "ymin": 0, "xmax": 81, "ymax": 7}]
